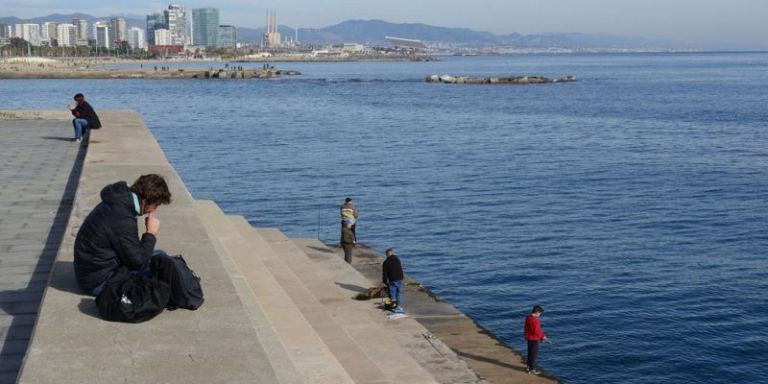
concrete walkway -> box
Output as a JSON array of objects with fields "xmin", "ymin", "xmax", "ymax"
[
  {"xmin": 14, "ymin": 111, "xmax": 281, "ymax": 384},
  {"xmin": 0, "ymin": 113, "xmax": 84, "ymax": 384}
]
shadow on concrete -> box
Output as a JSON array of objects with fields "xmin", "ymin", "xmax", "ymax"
[
  {"xmin": 77, "ymin": 298, "xmax": 101, "ymax": 319},
  {"xmin": 0, "ymin": 136, "xmax": 87, "ymax": 376},
  {"xmin": 39, "ymin": 136, "xmax": 73, "ymax": 142},
  {"xmin": 453, "ymin": 350, "xmax": 529, "ymax": 373},
  {"xmin": 307, "ymin": 245, "xmax": 336, "ymax": 254},
  {"xmin": 47, "ymin": 261, "xmax": 86, "ymax": 295},
  {"xmin": 334, "ymin": 282, "xmax": 366, "ymax": 293}
]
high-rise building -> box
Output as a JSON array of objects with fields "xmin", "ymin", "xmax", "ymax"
[
  {"xmin": 73, "ymin": 19, "xmax": 88, "ymax": 40},
  {"xmin": 262, "ymin": 9, "xmax": 281, "ymax": 48},
  {"xmin": 154, "ymin": 29, "xmax": 172, "ymax": 46},
  {"xmin": 94, "ymin": 22, "xmax": 110, "ymax": 48},
  {"xmin": 145, "ymin": 13, "xmax": 165, "ymax": 45},
  {"xmin": 20, "ymin": 24, "xmax": 41, "ymax": 46},
  {"xmin": 56, "ymin": 24, "xmax": 77, "ymax": 47},
  {"xmin": 12, "ymin": 24, "xmax": 22, "ymax": 38},
  {"xmin": 218, "ymin": 25, "xmax": 236, "ymax": 48},
  {"xmin": 109, "ymin": 17, "xmax": 127, "ymax": 46},
  {"xmin": 127, "ymin": 27, "xmax": 145, "ymax": 49},
  {"xmin": 164, "ymin": 5, "xmax": 189, "ymax": 46},
  {"xmin": 0, "ymin": 24, "xmax": 9, "ymax": 38},
  {"xmin": 192, "ymin": 8, "xmax": 219, "ymax": 48},
  {"xmin": 41, "ymin": 22, "xmax": 57, "ymax": 43}
]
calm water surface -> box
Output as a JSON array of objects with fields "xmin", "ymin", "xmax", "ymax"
[{"xmin": 2, "ymin": 53, "xmax": 767, "ymax": 383}]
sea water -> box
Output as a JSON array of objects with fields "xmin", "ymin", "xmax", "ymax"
[{"xmin": 2, "ymin": 52, "xmax": 767, "ymax": 383}]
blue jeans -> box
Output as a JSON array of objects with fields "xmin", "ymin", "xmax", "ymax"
[
  {"xmin": 72, "ymin": 118, "xmax": 90, "ymax": 140},
  {"xmin": 388, "ymin": 280, "xmax": 403, "ymax": 306}
]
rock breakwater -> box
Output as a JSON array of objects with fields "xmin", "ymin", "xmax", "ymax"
[{"xmin": 426, "ymin": 74, "xmax": 576, "ymax": 84}]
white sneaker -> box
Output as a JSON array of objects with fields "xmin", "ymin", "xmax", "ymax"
[{"xmin": 526, "ymin": 368, "xmax": 541, "ymax": 375}]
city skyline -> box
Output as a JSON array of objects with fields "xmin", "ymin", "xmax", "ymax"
[{"xmin": 0, "ymin": 0, "xmax": 767, "ymax": 48}]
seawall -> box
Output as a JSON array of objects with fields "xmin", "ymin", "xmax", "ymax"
[{"xmin": 2, "ymin": 110, "xmax": 558, "ymax": 383}]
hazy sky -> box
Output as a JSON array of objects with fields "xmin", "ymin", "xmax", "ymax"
[{"xmin": 2, "ymin": 0, "xmax": 767, "ymax": 48}]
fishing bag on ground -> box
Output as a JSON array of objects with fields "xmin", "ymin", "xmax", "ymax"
[
  {"xmin": 95, "ymin": 267, "xmax": 171, "ymax": 323},
  {"xmin": 151, "ymin": 254, "xmax": 204, "ymax": 310}
]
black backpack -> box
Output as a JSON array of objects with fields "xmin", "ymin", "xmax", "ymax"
[
  {"xmin": 95, "ymin": 267, "xmax": 171, "ymax": 323},
  {"xmin": 151, "ymin": 254, "xmax": 204, "ymax": 310}
]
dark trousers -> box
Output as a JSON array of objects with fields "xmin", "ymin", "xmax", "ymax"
[
  {"xmin": 527, "ymin": 340, "xmax": 539, "ymax": 369},
  {"xmin": 342, "ymin": 244, "xmax": 354, "ymax": 264},
  {"xmin": 340, "ymin": 222, "xmax": 357, "ymax": 238}
]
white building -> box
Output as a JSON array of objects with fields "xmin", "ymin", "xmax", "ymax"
[
  {"xmin": 73, "ymin": 19, "xmax": 88, "ymax": 44},
  {"xmin": 110, "ymin": 17, "xmax": 126, "ymax": 45},
  {"xmin": 41, "ymin": 22, "xmax": 57, "ymax": 44},
  {"xmin": 164, "ymin": 5, "xmax": 189, "ymax": 46},
  {"xmin": 127, "ymin": 27, "xmax": 145, "ymax": 49},
  {"xmin": 13, "ymin": 24, "xmax": 22, "ymax": 38},
  {"xmin": 342, "ymin": 43, "xmax": 366, "ymax": 53},
  {"xmin": 56, "ymin": 24, "xmax": 77, "ymax": 47},
  {"xmin": 21, "ymin": 23, "xmax": 41, "ymax": 46},
  {"xmin": 94, "ymin": 22, "xmax": 110, "ymax": 48},
  {"xmin": 154, "ymin": 28, "xmax": 172, "ymax": 46}
]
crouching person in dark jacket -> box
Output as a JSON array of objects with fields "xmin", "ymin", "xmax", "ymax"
[{"xmin": 74, "ymin": 174, "xmax": 172, "ymax": 295}]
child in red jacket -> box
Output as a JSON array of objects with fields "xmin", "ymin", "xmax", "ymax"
[{"xmin": 524, "ymin": 305, "xmax": 547, "ymax": 375}]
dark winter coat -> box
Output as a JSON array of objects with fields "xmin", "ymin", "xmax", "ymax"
[
  {"xmin": 74, "ymin": 182, "xmax": 155, "ymax": 292},
  {"xmin": 72, "ymin": 101, "xmax": 102, "ymax": 129},
  {"xmin": 382, "ymin": 255, "xmax": 404, "ymax": 284}
]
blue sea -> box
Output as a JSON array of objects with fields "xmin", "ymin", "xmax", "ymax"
[{"xmin": 2, "ymin": 52, "xmax": 767, "ymax": 383}]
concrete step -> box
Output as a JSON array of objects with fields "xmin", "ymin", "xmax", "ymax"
[
  {"xmin": 17, "ymin": 111, "xmax": 283, "ymax": 384},
  {"xmin": 194, "ymin": 200, "xmax": 354, "ymax": 384},
  {"xmin": 241, "ymin": 223, "xmax": 440, "ymax": 384},
  {"xmin": 232, "ymin": 219, "xmax": 397, "ymax": 384},
  {"xmin": 292, "ymin": 239, "xmax": 485, "ymax": 384},
  {"xmin": 194, "ymin": 200, "xmax": 305, "ymax": 384}
]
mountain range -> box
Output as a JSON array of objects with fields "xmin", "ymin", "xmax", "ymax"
[{"xmin": 1, "ymin": 13, "xmax": 685, "ymax": 49}]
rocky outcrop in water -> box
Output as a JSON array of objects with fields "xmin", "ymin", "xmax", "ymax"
[{"xmin": 426, "ymin": 74, "xmax": 576, "ymax": 84}]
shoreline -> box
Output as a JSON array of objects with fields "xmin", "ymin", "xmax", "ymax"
[{"xmin": 319, "ymin": 243, "xmax": 559, "ymax": 383}]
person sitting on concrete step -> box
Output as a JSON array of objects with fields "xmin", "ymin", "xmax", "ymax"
[
  {"xmin": 74, "ymin": 174, "xmax": 172, "ymax": 296},
  {"xmin": 68, "ymin": 93, "xmax": 101, "ymax": 142}
]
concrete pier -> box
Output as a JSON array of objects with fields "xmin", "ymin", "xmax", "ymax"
[{"xmin": 0, "ymin": 110, "xmax": 558, "ymax": 383}]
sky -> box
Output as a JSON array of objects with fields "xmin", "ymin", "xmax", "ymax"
[{"xmin": 1, "ymin": 0, "xmax": 767, "ymax": 48}]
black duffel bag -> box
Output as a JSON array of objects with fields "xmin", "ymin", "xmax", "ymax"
[
  {"xmin": 95, "ymin": 267, "xmax": 171, "ymax": 323},
  {"xmin": 151, "ymin": 254, "xmax": 204, "ymax": 310}
]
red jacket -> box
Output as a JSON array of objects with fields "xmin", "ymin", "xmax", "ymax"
[{"xmin": 524, "ymin": 315, "xmax": 546, "ymax": 341}]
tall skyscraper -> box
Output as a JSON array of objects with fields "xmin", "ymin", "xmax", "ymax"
[
  {"xmin": 127, "ymin": 27, "xmax": 145, "ymax": 49},
  {"xmin": 109, "ymin": 17, "xmax": 127, "ymax": 46},
  {"xmin": 56, "ymin": 24, "xmax": 77, "ymax": 47},
  {"xmin": 73, "ymin": 19, "xmax": 88, "ymax": 41},
  {"xmin": 94, "ymin": 22, "xmax": 110, "ymax": 48},
  {"xmin": 218, "ymin": 25, "xmax": 236, "ymax": 48},
  {"xmin": 164, "ymin": 5, "xmax": 189, "ymax": 46},
  {"xmin": 263, "ymin": 9, "xmax": 281, "ymax": 48},
  {"xmin": 0, "ymin": 24, "xmax": 8, "ymax": 38},
  {"xmin": 146, "ymin": 13, "xmax": 165, "ymax": 45},
  {"xmin": 192, "ymin": 8, "xmax": 219, "ymax": 47},
  {"xmin": 41, "ymin": 22, "xmax": 57, "ymax": 43}
]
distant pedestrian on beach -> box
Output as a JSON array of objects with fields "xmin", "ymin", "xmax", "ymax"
[
  {"xmin": 524, "ymin": 305, "xmax": 548, "ymax": 375},
  {"xmin": 341, "ymin": 222, "xmax": 356, "ymax": 264},
  {"xmin": 68, "ymin": 93, "xmax": 101, "ymax": 142},
  {"xmin": 340, "ymin": 197, "xmax": 359, "ymax": 236},
  {"xmin": 382, "ymin": 248, "xmax": 405, "ymax": 313}
]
